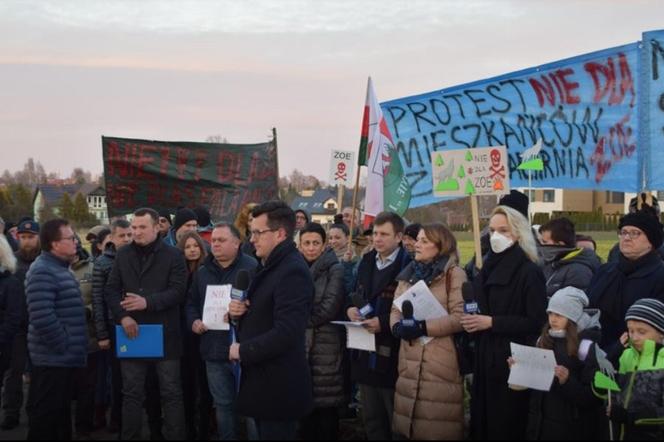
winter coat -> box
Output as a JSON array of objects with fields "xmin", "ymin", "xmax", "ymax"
[
  {"xmin": 305, "ymin": 248, "xmax": 345, "ymax": 409},
  {"xmin": 390, "ymin": 257, "xmax": 466, "ymax": 440},
  {"xmin": 105, "ymin": 240, "xmax": 188, "ymax": 360},
  {"xmin": 612, "ymin": 340, "xmax": 664, "ymax": 440},
  {"xmin": 71, "ymin": 257, "xmax": 98, "ymax": 353},
  {"xmin": 14, "ymin": 249, "xmax": 37, "ymax": 332},
  {"xmin": 26, "ymin": 252, "xmax": 87, "ymax": 368},
  {"xmin": 540, "ymin": 246, "xmax": 601, "ymax": 298},
  {"xmin": 349, "ymin": 247, "xmax": 411, "ymax": 388},
  {"xmin": 469, "ymin": 245, "xmax": 548, "ymax": 441},
  {"xmin": 91, "ymin": 244, "xmax": 117, "ymax": 341},
  {"xmin": 588, "ymin": 251, "xmax": 664, "ymax": 350},
  {"xmin": 526, "ymin": 324, "xmax": 605, "ymax": 440},
  {"xmin": 236, "ymin": 240, "xmax": 315, "ymax": 420},
  {"xmin": 185, "ymin": 251, "xmax": 258, "ymax": 361},
  {"xmin": 0, "ymin": 269, "xmax": 22, "ymax": 370}
]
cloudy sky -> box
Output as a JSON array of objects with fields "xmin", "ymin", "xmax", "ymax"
[{"xmin": 1, "ymin": 0, "xmax": 662, "ymax": 180}]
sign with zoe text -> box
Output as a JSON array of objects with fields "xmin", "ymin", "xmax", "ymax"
[
  {"xmin": 329, "ymin": 150, "xmax": 355, "ymax": 186},
  {"xmin": 432, "ymin": 146, "xmax": 510, "ymax": 197}
]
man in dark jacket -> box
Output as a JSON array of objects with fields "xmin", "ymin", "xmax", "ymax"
[
  {"xmin": 589, "ymin": 211, "xmax": 664, "ymax": 350},
  {"xmin": 228, "ymin": 201, "xmax": 314, "ymax": 440},
  {"xmin": 186, "ymin": 223, "xmax": 257, "ymax": 440},
  {"xmin": 346, "ymin": 211, "xmax": 411, "ymax": 441},
  {"xmin": 105, "ymin": 208, "xmax": 188, "ymax": 440},
  {"xmin": 91, "ymin": 218, "xmax": 132, "ymax": 432},
  {"xmin": 539, "ymin": 217, "xmax": 601, "ymax": 298},
  {"xmin": 1, "ymin": 219, "xmax": 39, "ymax": 431},
  {"xmin": 25, "ymin": 219, "xmax": 87, "ymax": 440}
]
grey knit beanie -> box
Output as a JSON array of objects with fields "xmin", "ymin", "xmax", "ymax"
[{"xmin": 547, "ymin": 287, "xmax": 589, "ymax": 324}]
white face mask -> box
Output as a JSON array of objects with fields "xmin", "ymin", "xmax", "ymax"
[{"xmin": 490, "ymin": 232, "xmax": 514, "ymax": 254}]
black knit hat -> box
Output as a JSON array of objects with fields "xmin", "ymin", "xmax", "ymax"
[
  {"xmin": 499, "ymin": 190, "xmax": 529, "ymax": 219},
  {"xmin": 619, "ymin": 211, "xmax": 664, "ymax": 249},
  {"xmin": 173, "ymin": 208, "xmax": 198, "ymax": 232},
  {"xmin": 404, "ymin": 223, "xmax": 421, "ymax": 240},
  {"xmin": 625, "ymin": 298, "xmax": 664, "ymax": 334},
  {"xmin": 193, "ymin": 206, "xmax": 212, "ymax": 227},
  {"xmin": 158, "ymin": 209, "xmax": 172, "ymax": 225}
]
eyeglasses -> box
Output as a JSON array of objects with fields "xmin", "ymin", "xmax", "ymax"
[
  {"xmin": 59, "ymin": 236, "xmax": 77, "ymax": 242},
  {"xmin": 250, "ymin": 228, "xmax": 278, "ymax": 238},
  {"xmin": 618, "ymin": 230, "xmax": 643, "ymax": 240}
]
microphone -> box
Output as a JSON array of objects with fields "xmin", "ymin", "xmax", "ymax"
[
  {"xmin": 351, "ymin": 292, "xmax": 373, "ymax": 319},
  {"xmin": 230, "ymin": 270, "xmax": 250, "ymax": 327},
  {"xmin": 462, "ymin": 282, "xmax": 479, "ymax": 314},
  {"xmin": 402, "ymin": 300, "xmax": 415, "ymax": 327}
]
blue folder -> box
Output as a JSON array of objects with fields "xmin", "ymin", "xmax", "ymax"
[{"xmin": 115, "ymin": 325, "xmax": 164, "ymax": 358}]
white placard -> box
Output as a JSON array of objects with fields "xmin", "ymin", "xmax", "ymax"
[
  {"xmin": 329, "ymin": 150, "xmax": 355, "ymax": 186},
  {"xmin": 431, "ymin": 146, "xmax": 510, "ymax": 197},
  {"xmin": 508, "ymin": 343, "xmax": 557, "ymax": 391},
  {"xmin": 331, "ymin": 321, "xmax": 376, "ymax": 352},
  {"xmin": 202, "ymin": 285, "xmax": 232, "ymax": 331},
  {"xmin": 392, "ymin": 280, "xmax": 448, "ymax": 345}
]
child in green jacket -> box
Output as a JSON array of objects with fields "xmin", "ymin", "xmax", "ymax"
[{"xmin": 608, "ymin": 298, "xmax": 664, "ymax": 440}]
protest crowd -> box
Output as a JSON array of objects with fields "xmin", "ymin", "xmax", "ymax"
[{"xmin": 1, "ymin": 189, "xmax": 664, "ymax": 441}]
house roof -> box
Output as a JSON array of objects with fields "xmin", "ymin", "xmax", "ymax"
[
  {"xmin": 291, "ymin": 189, "xmax": 338, "ymax": 215},
  {"xmin": 35, "ymin": 183, "xmax": 101, "ymax": 205}
]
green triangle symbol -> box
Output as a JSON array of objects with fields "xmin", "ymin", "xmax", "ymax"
[
  {"xmin": 465, "ymin": 179, "xmax": 475, "ymax": 195},
  {"xmin": 465, "ymin": 150, "xmax": 473, "ymax": 162},
  {"xmin": 435, "ymin": 154, "xmax": 444, "ymax": 167},
  {"xmin": 457, "ymin": 166, "xmax": 466, "ymax": 178}
]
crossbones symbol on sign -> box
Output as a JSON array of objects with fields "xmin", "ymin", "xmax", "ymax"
[
  {"xmin": 489, "ymin": 149, "xmax": 505, "ymax": 179},
  {"xmin": 335, "ymin": 162, "xmax": 347, "ymax": 181}
]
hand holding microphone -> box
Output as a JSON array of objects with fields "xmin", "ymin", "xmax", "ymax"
[
  {"xmin": 392, "ymin": 300, "xmax": 427, "ymax": 341},
  {"xmin": 459, "ymin": 282, "xmax": 493, "ymax": 333},
  {"xmin": 229, "ymin": 270, "xmax": 250, "ymax": 325}
]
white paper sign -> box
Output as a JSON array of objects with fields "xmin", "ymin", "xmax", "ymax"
[
  {"xmin": 331, "ymin": 321, "xmax": 376, "ymax": 352},
  {"xmin": 202, "ymin": 285, "xmax": 232, "ymax": 331},
  {"xmin": 392, "ymin": 280, "xmax": 448, "ymax": 345},
  {"xmin": 431, "ymin": 146, "xmax": 510, "ymax": 197},
  {"xmin": 508, "ymin": 343, "xmax": 557, "ymax": 391},
  {"xmin": 329, "ymin": 150, "xmax": 355, "ymax": 186}
]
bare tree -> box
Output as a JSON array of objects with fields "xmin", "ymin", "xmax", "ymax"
[{"xmin": 206, "ymin": 135, "xmax": 228, "ymax": 144}]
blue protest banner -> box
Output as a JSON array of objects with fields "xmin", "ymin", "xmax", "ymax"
[
  {"xmin": 643, "ymin": 30, "xmax": 664, "ymax": 190},
  {"xmin": 381, "ymin": 40, "xmax": 642, "ymax": 208}
]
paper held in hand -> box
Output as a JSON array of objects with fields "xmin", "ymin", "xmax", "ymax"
[
  {"xmin": 392, "ymin": 280, "xmax": 448, "ymax": 345},
  {"xmin": 331, "ymin": 321, "xmax": 376, "ymax": 352},
  {"xmin": 202, "ymin": 285, "xmax": 232, "ymax": 331},
  {"xmin": 508, "ymin": 343, "xmax": 557, "ymax": 391}
]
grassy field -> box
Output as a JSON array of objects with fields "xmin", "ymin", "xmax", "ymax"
[{"xmin": 455, "ymin": 231, "xmax": 617, "ymax": 264}]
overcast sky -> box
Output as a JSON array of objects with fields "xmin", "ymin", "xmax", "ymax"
[{"xmin": 1, "ymin": 0, "xmax": 663, "ymax": 181}]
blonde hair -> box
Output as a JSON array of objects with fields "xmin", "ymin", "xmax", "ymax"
[
  {"xmin": 491, "ymin": 205, "xmax": 539, "ymax": 263},
  {"xmin": 0, "ymin": 235, "xmax": 16, "ymax": 274}
]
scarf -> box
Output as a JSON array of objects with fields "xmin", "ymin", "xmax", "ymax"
[{"xmin": 410, "ymin": 255, "xmax": 449, "ymax": 285}]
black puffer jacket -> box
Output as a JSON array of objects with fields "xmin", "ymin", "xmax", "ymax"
[
  {"xmin": 526, "ymin": 325, "xmax": 606, "ymax": 440},
  {"xmin": 92, "ymin": 244, "xmax": 118, "ymax": 341},
  {"xmin": 305, "ymin": 248, "xmax": 345, "ymax": 409},
  {"xmin": 540, "ymin": 246, "xmax": 601, "ymax": 298}
]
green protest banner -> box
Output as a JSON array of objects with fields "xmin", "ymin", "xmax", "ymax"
[{"xmin": 102, "ymin": 136, "xmax": 279, "ymax": 221}]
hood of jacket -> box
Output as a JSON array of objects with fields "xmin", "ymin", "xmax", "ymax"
[{"xmin": 309, "ymin": 248, "xmax": 339, "ymax": 279}]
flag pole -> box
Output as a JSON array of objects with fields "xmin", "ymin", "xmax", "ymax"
[{"xmin": 349, "ymin": 165, "xmax": 362, "ymax": 246}]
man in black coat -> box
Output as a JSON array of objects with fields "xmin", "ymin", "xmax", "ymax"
[
  {"xmin": 346, "ymin": 211, "xmax": 410, "ymax": 441},
  {"xmin": 105, "ymin": 208, "xmax": 187, "ymax": 440},
  {"xmin": 228, "ymin": 201, "xmax": 314, "ymax": 440}
]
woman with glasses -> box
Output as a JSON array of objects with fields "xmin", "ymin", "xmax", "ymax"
[{"xmin": 588, "ymin": 211, "xmax": 664, "ymax": 350}]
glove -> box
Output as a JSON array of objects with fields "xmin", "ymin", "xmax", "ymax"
[
  {"xmin": 392, "ymin": 320, "xmax": 427, "ymax": 341},
  {"xmin": 609, "ymin": 405, "xmax": 634, "ymax": 425}
]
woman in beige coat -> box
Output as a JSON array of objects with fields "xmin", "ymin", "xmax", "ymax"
[{"xmin": 390, "ymin": 223, "xmax": 466, "ymax": 440}]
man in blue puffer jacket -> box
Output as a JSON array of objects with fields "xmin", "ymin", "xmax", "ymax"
[{"xmin": 25, "ymin": 219, "xmax": 87, "ymax": 440}]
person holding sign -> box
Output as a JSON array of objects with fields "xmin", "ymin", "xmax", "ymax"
[
  {"xmin": 298, "ymin": 223, "xmax": 346, "ymax": 440},
  {"xmin": 390, "ymin": 223, "xmax": 466, "ymax": 440},
  {"xmin": 460, "ymin": 206, "xmax": 547, "ymax": 440},
  {"xmin": 186, "ymin": 224, "xmax": 257, "ymax": 440},
  {"xmin": 508, "ymin": 287, "xmax": 604, "ymax": 440}
]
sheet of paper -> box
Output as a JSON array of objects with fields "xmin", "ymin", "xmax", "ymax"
[
  {"xmin": 331, "ymin": 321, "xmax": 376, "ymax": 352},
  {"xmin": 392, "ymin": 280, "xmax": 448, "ymax": 345},
  {"xmin": 508, "ymin": 343, "xmax": 557, "ymax": 391},
  {"xmin": 202, "ymin": 285, "xmax": 232, "ymax": 330}
]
